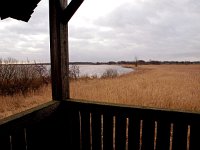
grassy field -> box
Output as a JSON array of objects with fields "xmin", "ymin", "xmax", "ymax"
[
  {"xmin": 70, "ymin": 64, "xmax": 200, "ymax": 112},
  {"xmin": 0, "ymin": 64, "xmax": 200, "ymax": 119},
  {"xmin": 0, "ymin": 86, "xmax": 51, "ymax": 119}
]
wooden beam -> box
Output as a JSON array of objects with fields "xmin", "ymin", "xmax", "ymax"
[
  {"xmin": 62, "ymin": 0, "xmax": 84, "ymax": 24},
  {"xmin": 49, "ymin": 0, "xmax": 69, "ymax": 100}
]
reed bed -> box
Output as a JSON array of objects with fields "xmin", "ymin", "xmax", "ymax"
[
  {"xmin": 0, "ymin": 85, "xmax": 51, "ymax": 119},
  {"xmin": 0, "ymin": 64, "xmax": 200, "ymax": 119},
  {"xmin": 70, "ymin": 65, "xmax": 200, "ymax": 112}
]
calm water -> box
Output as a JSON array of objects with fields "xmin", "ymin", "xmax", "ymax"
[{"xmin": 73, "ymin": 65, "xmax": 134, "ymax": 77}]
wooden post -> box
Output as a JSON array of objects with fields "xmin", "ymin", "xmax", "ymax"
[{"xmin": 49, "ymin": 0, "xmax": 69, "ymax": 100}]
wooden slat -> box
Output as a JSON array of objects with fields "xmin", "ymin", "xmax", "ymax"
[
  {"xmin": 54, "ymin": 104, "xmax": 80, "ymax": 150},
  {"xmin": 156, "ymin": 120, "xmax": 171, "ymax": 150},
  {"xmin": 128, "ymin": 115, "xmax": 141, "ymax": 150},
  {"xmin": 103, "ymin": 113, "xmax": 113, "ymax": 150},
  {"xmin": 26, "ymin": 119, "xmax": 55, "ymax": 150},
  {"xmin": 81, "ymin": 111, "xmax": 91, "ymax": 150},
  {"xmin": 141, "ymin": 119, "xmax": 155, "ymax": 150},
  {"xmin": 1, "ymin": 100, "xmax": 200, "ymax": 150},
  {"xmin": 0, "ymin": 135, "xmax": 11, "ymax": 150},
  {"xmin": 25, "ymin": 104, "xmax": 68, "ymax": 150},
  {"xmin": 12, "ymin": 128, "xmax": 26, "ymax": 150},
  {"xmin": 115, "ymin": 114, "xmax": 126, "ymax": 150},
  {"xmin": 92, "ymin": 112, "xmax": 101, "ymax": 150},
  {"xmin": 172, "ymin": 123, "xmax": 188, "ymax": 150},
  {"xmin": 65, "ymin": 106, "xmax": 81, "ymax": 150},
  {"xmin": 188, "ymin": 123, "xmax": 200, "ymax": 150}
]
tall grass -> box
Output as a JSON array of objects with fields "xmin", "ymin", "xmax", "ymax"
[
  {"xmin": 0, "ymin": 85, "xmax": 52, "ymax": 119},
  {"xmin": 70, "ymin": 65, "xmax": 200, "ymax": 112},
  {"xmin": 0, "ymin": 64, "xmax": 200, "ymax": 119}
]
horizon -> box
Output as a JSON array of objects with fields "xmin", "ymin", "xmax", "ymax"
[{"xmin": 1, "ymin": 58, "xmax": 200, "ymax": 65}]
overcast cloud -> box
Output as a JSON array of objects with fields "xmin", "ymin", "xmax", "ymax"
[{"xmin": 0, "ymin": 0, "xmax": 200, "ymax": 62}]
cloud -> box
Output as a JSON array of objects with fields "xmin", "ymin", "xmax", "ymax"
[
  {"xmin": 69, "ymin": 0, "xmax": 200, "ymax": 61},
  {"xmin": 1, "ymin": 0, "xmax": 200, "ymax": 62},
  {"xmin": 0, "ymin": 0, "xmax": 50, "ymax": 62}
]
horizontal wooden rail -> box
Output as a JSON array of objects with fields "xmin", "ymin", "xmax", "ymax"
[
  {"xmin": 65, "ymin": 99, "xmax": 200, "ymax": 150},
  {"xmin": 0, "ymin": 99, "xmax": 200, "ymax": 150}
]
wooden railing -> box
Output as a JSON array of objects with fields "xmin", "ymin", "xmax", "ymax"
[{"xmin": 0, "ymin": 99, "xmax": 200, "ymax": 150}]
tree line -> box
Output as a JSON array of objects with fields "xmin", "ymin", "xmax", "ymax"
[{"xmin": 70, "ymin": 60, "xmax": 200, "ymax": 65}]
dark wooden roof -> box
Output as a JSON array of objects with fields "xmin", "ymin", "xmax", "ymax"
[{"xmin": 0, "ymin": 0, "xmax": 41, "ymax": 22}]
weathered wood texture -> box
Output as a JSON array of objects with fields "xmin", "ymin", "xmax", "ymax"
[
  {"xmin": 62, "ymin": 0, "xmax": 84, "ymax": 24},
  {"xmin": 65, "ymin": 100, "xmax": 200, "ymax": 150},
  {"xmin": 50, "ymin": 0, "xmax": 84, "ymax": 101},
  {"xmin": 0, "ymin": 100, "xmax": 200, "ymax": 150},
  {"xmin": 50, "ymin": 0, "xmax": 69, "ymax": 100}
]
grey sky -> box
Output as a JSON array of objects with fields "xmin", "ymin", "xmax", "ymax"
[{"xmin": 0, "ymin": 0, "xmax": 200, "ymax": 62}]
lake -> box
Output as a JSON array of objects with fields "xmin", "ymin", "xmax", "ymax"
[{"xmin": 71, "ymin": 65, "xmax": 134, "ymax": 77}]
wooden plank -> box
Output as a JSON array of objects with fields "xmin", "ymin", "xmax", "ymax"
[
  {"xmin": 62, "ymin": 0, "xmax": 84, "ymax": 24},
  {"xmin": 128, "ymin": 115, "xmax": 141, "ymax": 150},
  {"xmin": 53, "ymin": 103, "xmax": 80, "ymax": 150},
  {"xmin": 0, "ymin": 101, "xmax": 59, "ymax": 135},
  {"xmin": 65, "ymin": 105, "xmax": 81, "ymax": 150},
  {"xmin": 26, "ymin": 118, "xmax": 55, "ymax": 150},
  {"xmin": 156, "ymin": 120, "xmax": 171, "ymax": 150},
  {"xmin": 0, "ymin": 135, "xmax": 11, "ymax": 150},
  {"xmin": 172, "ymin": 123, "xmax": 188, "ymax": 150},
  {"xmin": 115, "ymin": 114, "xmax": 126, "ymax": 150},
  {"xmin": 92, "ymin": 112, "xmax": 101, "ymax": 150},
  {"xmin": 49, "ymin": 0, "xmax": 69, "ymax": 100},
  {"xmin": 11, "ymin": 128, "xmax": 26, "ymax": 150},
  {"xmin": 103, "ymin": 113, "xmax": 113, "ymax": 150},
  {"xmin": 81, "ymin": 111, "xmax": 91, "ymax": 150},
  {"xmin": 141, "ymin": 119, "xmax": 155, "ymax": 150},
  {"xmin": 188, "ymin": 123, "xmax": 200, "ymax": 150},
  {"xmin": 25, "ymin": 104, "xmax": 70, "ymax": 150}
]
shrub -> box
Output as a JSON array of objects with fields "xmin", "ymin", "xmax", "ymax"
[
  {"xmin": 101, "ymin": 69, "xmax": 118, "ymax": 78},
  {"xmin": 0, "ymin": 58, "xmax": 50, "ymax": 96}
]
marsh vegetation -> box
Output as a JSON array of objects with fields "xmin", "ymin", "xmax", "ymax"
[{"xmin": 0, "ymin": 61, "xmax": 200, "ymax": 119}]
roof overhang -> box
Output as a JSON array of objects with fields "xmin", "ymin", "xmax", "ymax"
[{"xmin": 0, "ymin": 0, "xmax": 41, "ymax": 22}]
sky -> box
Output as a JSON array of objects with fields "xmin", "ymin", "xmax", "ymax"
[{"xmin": 0, "ymin": 0, "xmax": 200, "ymax": 62}]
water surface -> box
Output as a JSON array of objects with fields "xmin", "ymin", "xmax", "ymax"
[{"xmin": 75, "ymin": 65, "xmax": 134, "ymax": 77}]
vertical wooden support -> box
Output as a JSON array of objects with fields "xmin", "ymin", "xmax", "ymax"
[
  {"xmin": 49, "ymin": 0, "xmax": 69, "ymax": 100},
  {"xmin": 12, "ymin": 129, "xmax": 26, "ymax": 150},
  {"xmin": 0, "ymin": 135, "xmax": 11, "ymax": 150},
  {"xmin": 65, "ymin": 104, "xmax": 81, "ymax": 150},
  {"xmin": 81, "ymin": 111, "xmax": 91, "ymax": 150},
  {"xmin": 172, "ymin": 123, "xmax": 188, "ymax": 150},
  {"xmin": 92, "ymin": 112, "xmax": 101, "ymax": 150},
  {"xmin": 190, "ymin": 122, "xmax": 200, "ymax": 150},
  {"xmin": 128, "ymin": 115, "xmax": 140, "ymax": 150},
  {"xmin": 141, "ymin": 119, "xmax": 155, "ymax": 150},
  {"xmin": 156, "ymin": 120, "xmax": 171, "ymax": 150},
  {"xmin": 103, "ymin": 114, "xmax": 113, "ymax": 150},
  {"xmin": 115, "ymin": 114, "xmax": 126, "ymax": 150}
]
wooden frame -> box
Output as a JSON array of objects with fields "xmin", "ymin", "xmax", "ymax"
[{"xmin": 49, "ymin": 0, "xmax": 83, "ymax": 100}]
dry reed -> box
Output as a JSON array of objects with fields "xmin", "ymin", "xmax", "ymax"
[
  {"xmin": 0, "ymin": 85, "xmax": 51, "ymax": 119},
  {"xmin": 70, "ymin": 65, "xmax": 200, "ymax": 112},
  {"xmin": 0, "ymin": 64, "xmax": 200, "ymax": 119}
]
